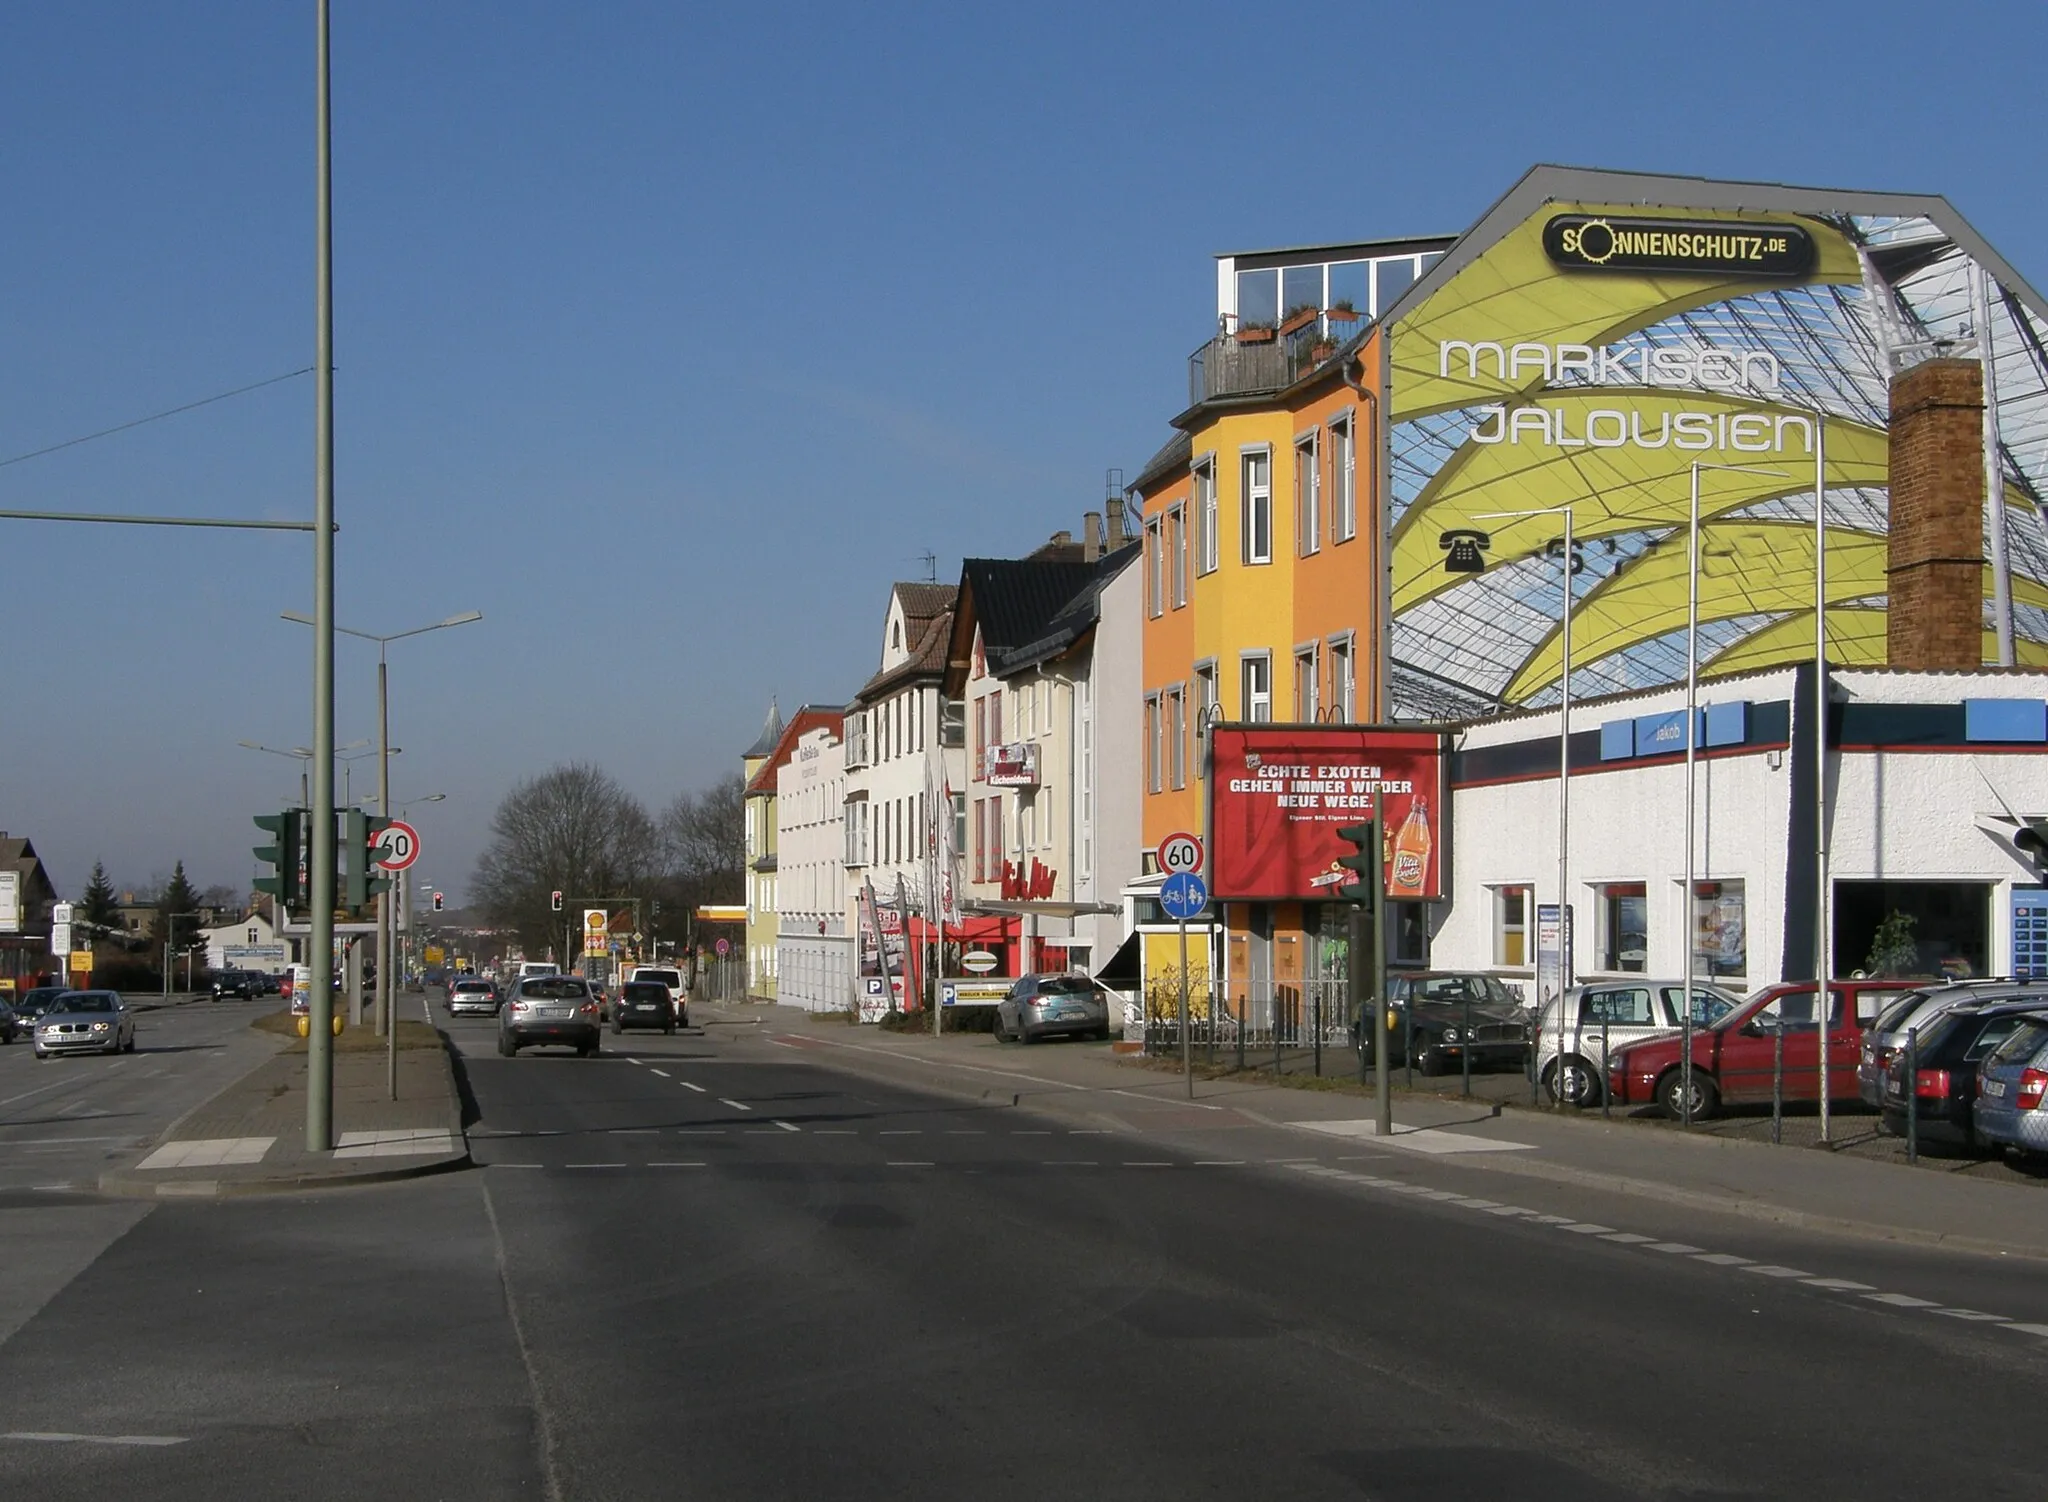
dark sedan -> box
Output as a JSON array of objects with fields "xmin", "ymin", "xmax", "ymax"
[
  {"xmin": 1880, "ymin": 1000, "xmax": 2048, "ymax": 1151},
  {"xmin": 1354, "ymin": 972, "xmax": 1532, "ymax": 1076},
  {"xmin": 12, "ymin": 986, "xmax": 68, "ymax": 1039}
]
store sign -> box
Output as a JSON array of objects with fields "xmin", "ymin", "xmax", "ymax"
[
  {"xmin": 984, "ymin": 742, "xmax": 1040, "ymax": 787},
  {"xmin": 1208, "ymin": 726, "xmax": 1447, "ymax": 901},
  {"xmin": 0, "ymin": 871, "xmax": 18, "ymax": 933},
  {"xmin": 999, "ymin": 858, "xmax": 1056, "ymax": 901},
  {"xmin": 942, "ymin": 978, "xmax": 1008, "ymax": 1007},
  {"xmin": 1544, "ymin": 214, "xmax": 1814, "ymax": 278}
]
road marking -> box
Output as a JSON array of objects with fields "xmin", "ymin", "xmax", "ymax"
[
  {"xmin": 1012, "ymin": 1130, "xmax": 1050, "ymax": 1136},
  {"xmin": 2004, "ymin": 1323, "xmax": 2048, "ymax": 1338},
  {"xmin": 718, "ymin": 1098, "xmax": 752, "ymax": 1112},
  {"xmin": 1801, "ymin": 1278, "xmax": 1874, "ymax": 1291},
  {"xmin": 886, "ymin": 1161, "xmax": 934, "ymax": 1167},
  {"xmin": 879, "ymin": 1130, "xmax": 921, "ymax": 1136},
  {"xmin": 1692, "ymin": 1253, "xmax": 1755, "ymax": 1267},
  {"xmin": 1122, "ymin": 1161, "xmax": 1173, "ymax": 1167},
  {"xmin": 609, "ymin": 1129, "xmax": 658, "ymax": 1135},
  {"xmin": 680, "ymin": 1081, "xmax": 706, "ymax": 1093},
  {"xmin": 489, "ymin": 1163, "xmax": 543, "ymax": 1169},
  {"xmin": 2, "ymin": 1432, "xmax": 187, "ymax": 1447},
  {"xmin": 1932, "ymin": 1308, "xmax": 2010, "ymax": 1322},
  {"xmin": 1067, "ymin": 1129, "xmax": 1112, "ymax": 1135},
  {"xmin": 564, "ymin": 1163, "xmax": 626, "ymax": 1169},
  {"xmin": 1865, "ymin": 1292, "xmax": 1941, "ymax": 1308},
  {"xmin": 1644, "ymin": 1242, "xmax": 1705, "ymax": 1254},
  {"xmin": 675, "ymin": 1129, "xmax": 725, "ymax": 1135},
  {"xmin": 1743, "ymin": 1265, "xmax": 1814, "ymax": 1279},
  {"xmin": 1600, "ymin": 1232, "xmax": 1660, "ymax": 1244},
  {"xmin": 648, "ymin": 1162, "xmax": 706, "ymax": 1168},
  {"xmin": 649, "ymin": 1068, "xmax": 672, "ymax": 1078},
  {"xmin": 773, "ymin": 1120, "xmax": 801, "ymax": 1133},
  {"xmin": 1195, "ymin": 1160, "xmax": 1245, "ymax": 1166},
  {"xmin": 1558, "ymin": 1223, "xmax": 1617, "ymax": 1235},
  {"xmin": 1295, "ymin": 1119, "xmax": 1537, "ymax": 1154}
]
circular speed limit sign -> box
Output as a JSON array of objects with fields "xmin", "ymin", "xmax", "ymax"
[
  {"xmin": 373, "ymin": 820, "xmax": 421, "ymax": 872},
  {"xmin": 1156, "ymin": 831, "xmax": 1203, "ymax": 876}
]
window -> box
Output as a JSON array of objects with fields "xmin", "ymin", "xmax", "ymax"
[
  {"xmin": 1295, "ymin": 432, "xmax": 1320, "ymax": 556},
  {"xmin": 940, "ymin": 697, "xmax": 964, "ymax": 747},
  {"xmin": 973, "ymin": 697, "xmax": 987, "ymax": 778},
  {"xmin": 1193, "ymin": 662, "xmax": 1218, "ymax": 777},
  {"xmin": 990, "ymin": 688, "xmax": 1003, "ymax": 745},
  {"xmin": 1145, "ymin": 692, "xmax": 1164, "ymax": 793},
  {"xmin": 1040, "ymin": 786, "xmax": 1054, "ymax": 849},
  {"xmin": 1688, "ymin": 879, "xmax": 1747, "ymax": 979},
  {"xmin": 1195, "ymin": 458, "xmax": 1219, "ymax": 575},
  {"xmin": 1146, "ymin": 516, "xmax": 1164, "ymax": 617},
  {"xmin": 1020, "ymin": 795, "xmax": 1036, "ymax": 853},
  {"xmin": 1240, "ymin": 653, "xmax": 1272, "ymax": 723},
  {"xmin": 951, "ymin": 792, "xmax": 966, "ymax": 862},
  {"xmin": 1331, "ymin": 412, "xmax": 1356, "ymax": 542},
  {"xmin": 1329, "ymin": 633, "xmax": 1355, "ymax": 723},
  {"xmin": 1597, "ymin": 883, "xmax": 1648, "ymax": 973},
  {"xmin": 843, "ymin": 796, "xmax": 870, "ymax": 866},
  {"xmin": 991, "ymin": 794, "xmax": 1005, "ymax": 871},
  {"xmin": 1167, "ymin": 685, "xmax": 1187, "ymax": 789},
  {"xmin": 1749, "ymin": 988, "xmax": 1839, "ymax": 1033},
  {"xmin": 845, "ymin": 711, "xmax": 869, "ymax": 768},
  {"xmin": 1168, "ymin": 504, "xmax": 1188, "ymax": 607},
  {"xmin": 973, "ymin": 799, "xmax": 987, "ymax": 881},
  {"xmin": 1494, "ymin": 885, "xmax": 1531, "ymax": 967},
  {"xmin": 1241, "ymin": 450, "xmax": 1272, "ymax": 565},
  {"xmin": 1293, "ymin": 644, "xmax": 1319, "ymax": 722}
]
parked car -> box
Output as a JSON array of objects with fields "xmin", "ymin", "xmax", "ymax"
[
  {"xmin": 611, "ymin": 980, "xmax": 676, "ymax": 1035},
  {"xmin": 497, "ymin": 974, "xmax": 600, "ymax": 1057},
  {"xmin": 1534, "ymin": 980, "xmax": 1740, "ymax": 1106},
  {"xmin": 1878, "ymin": 1000, "xmax": 2048, "ymax": 1151},
  {"xmin": 1353, "ymin": 972, "xmax": 1532, "ymax": 1075},
  {"xmin": 1606, "ymin": 978, "xmax": 1925, "ymax": 1118},
  {"xmin": 0, "ymin": 998, "xmax": 18, "ymax": 1045},
  {"xmin": 996, "ymin": 973, "xmax": 1112, "ymax": 1044},
  {"xmin": 1857, "ymin": 980, "xmax": 2048, "ymax": 1106},
  {"xmin": 446, "ymin": 977, "xmax": 503, "ymax": 1017},
  {"xmin": 1971, "ymin": 1014, "xmax": 2048, "ymax": 1159},
  {"xmin": 33, "ymin": 990, "xmax": 136, "ymax": 1058}
]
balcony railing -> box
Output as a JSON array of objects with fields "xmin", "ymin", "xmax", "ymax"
[{"xmin": 1187, "ymin": 314, "xmax": 1359, "ymax": 406}]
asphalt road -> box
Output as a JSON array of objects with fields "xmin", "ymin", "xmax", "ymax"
[{"xmin": 0, "ymin": 998, "xmax": 2043, "ymax": 1500}]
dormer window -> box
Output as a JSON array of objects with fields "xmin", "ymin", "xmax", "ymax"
[{"xmin": 892, "ymin": 620, "xmax": 903, "ymax": 650}]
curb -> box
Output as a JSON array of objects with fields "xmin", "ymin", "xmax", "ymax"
[{"xmin": 96, "ymin": 1150, "xmax": 472, "ymax": 1200}]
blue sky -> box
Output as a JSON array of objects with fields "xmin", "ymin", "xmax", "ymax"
[{"xmin": 4, "ymin": 0, "xmax": 2042, "ymax": 903}]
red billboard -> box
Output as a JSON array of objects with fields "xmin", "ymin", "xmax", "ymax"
[{"xmin": 1207, "ymin": 726, "xmax": 1447, "ymax": 901}]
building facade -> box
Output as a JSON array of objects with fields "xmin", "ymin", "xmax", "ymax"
[{"xmin": 775, "ymin": 719, "xmax": 852, "ymax": 1011}]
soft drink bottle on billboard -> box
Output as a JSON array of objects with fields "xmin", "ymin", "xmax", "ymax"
[{"xmin": 1389, "ymin": 798, "xmax": 1432, "ymax": 898}]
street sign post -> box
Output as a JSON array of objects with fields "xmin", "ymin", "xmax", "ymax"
[
  {"xmin": 1158, "ymin": 872, "xmax": 1209, "ymax": 1099},
  {"xmin": 372, "ymin": 819, "xmax": 420, "ymax": 872},
  {"xmin": 1156, "ymin": 831, "xmax": 1203, "ymax": 876},
  {"xmin": 961, "ymin": 949, "xmax": 998, "ymax": 974}
]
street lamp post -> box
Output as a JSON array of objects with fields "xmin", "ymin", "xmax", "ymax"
[{"xmin": 283, "ymin": 610, "xmax": 480, "ymax": 1081}]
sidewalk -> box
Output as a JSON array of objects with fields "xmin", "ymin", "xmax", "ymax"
[
  {"xmin": 726, "ymin": 1000, "xmax": 2048, "ymax": 1260},
  {"xmin": 99, "ymin": 1024, "xmax": 468, "ymax": 1199}
]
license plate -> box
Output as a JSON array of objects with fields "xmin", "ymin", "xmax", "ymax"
[
  {"xmin": 634, "ymin": 1003, "xmax": 657, "ymax": 1011},
  {"xmin": 1884, "ymin": 1081, "xmax": 1901, "ymax": 1098},
  {"xmin": 1985, "ymin": 1079, "xmax": 2007, "ymax": 1098},
  {"xmin": 540, "ymin": 1006, "xmax": 571, "ymax": 1020}
]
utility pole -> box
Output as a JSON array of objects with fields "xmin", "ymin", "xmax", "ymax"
[{"xmin": 306, "ymin": 0, "xmax": 339, "ymax": 1154}]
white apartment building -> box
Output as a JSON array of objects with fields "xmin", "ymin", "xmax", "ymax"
[
  {"xmin": 841, "ymin": 582, "xmax": 966, "ymax": 1007},
  {"xmin": 775, "ymin": 719, "xmax": 851, "ymax": 1011}
]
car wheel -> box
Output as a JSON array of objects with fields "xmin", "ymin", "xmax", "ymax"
[
  {"xmin": 497, "ymin": 1032, "xmax": 517, "ymax": 1058},
  {"xmin": 1656, "ymin": 1068, "xmax": 1719, "ymax": 1121},
  {"xmin": 1416, "ymin": 1040, "xmax": 1446, "ymax": 1076},
  {"xmin": 34, "ymin": 1049, "xmax": 47, "ymax": 1061},
  {"xmin": 1544, "ymin": 1056, "xmax": 1602, "ymax": 1108}
]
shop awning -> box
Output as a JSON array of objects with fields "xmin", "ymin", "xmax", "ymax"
[
  {"xmin": 961, "ymin": 900, "xmax": 1121, "ymax": 920},
  {"xmin": 1094, "ymin": 931, "xmax": 1140, "ymax": 987}
]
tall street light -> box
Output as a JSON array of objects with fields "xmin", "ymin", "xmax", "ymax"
[
  {"xmin": 237, "ymin": 737, "xmax": 369, "ymax": 809},
  {"xmin": 284, "ymin": 609, "xmax": 481, "ymax": 1063},
  {"xmin": 1679, "ymin": 461, "xmax": 1786, "ymax": 1129}
]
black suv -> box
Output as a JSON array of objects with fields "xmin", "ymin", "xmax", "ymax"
[
  {"xmin": 1355, "ymin": 971, "xmax": 1532, "ymax": 1075},
  {"xmin": 610, "ymin": 980, "xmax": 676, "ymax": 1035},
  {"xmin": 211, "ymin": 970, "xmax": 259, "ymax": 1000}
]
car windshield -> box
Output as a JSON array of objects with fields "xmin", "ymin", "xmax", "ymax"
[
  {"xmin": 1411, "ymin": 975, "xmax": 1514, "ymax": 1007},
  {"xmin": 521, "ymin": 978, "xmax": 587, "ymax": 1000},
  {"xmin": 48, "ymin": 993, "xmax": 116, "ymax": 1014},
  {"xmin": 454, "ymin": 981, "xmax": 493, "ymax": 992},
  {"xmin": 623, "ymin": 983, "xmax": 668, "ymax": 1001},
  {"xmin": 1983, "ymin": 1018, "xmax": 2048, "ymax": 1070},
  {"xmin": 637, "ymin": 970, "xmax": 681, "ymax": 988},
  {"xmin": 1037, "ymin": 976, "xmax": 1098, "ymax": 997}
]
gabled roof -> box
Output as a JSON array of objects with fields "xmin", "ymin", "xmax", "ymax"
[
  {"xmin": 892, "ymin": 582, "xmax": 956, "ymax": 623},
  {"xmin": 744, "ymin": 706, "xmax": 846, "ymax": 797},
  {"xmin": 0, "ymin": 836, "xmax": 57, "ymax": 909},
  {"xmin": 854, "ymin": 584, "xmax": 957, "ymax": 705},
  {"xmin": 944, "ymin": 544, "xmax": 1141, "ymax": 691}
]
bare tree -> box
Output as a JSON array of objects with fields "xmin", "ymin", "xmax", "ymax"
[
  {"xmin": 646, "ymin": 774, "xmax": 745, "ymax": 957},
  {"xmin": 471, "ymin": 763, "xmax": 659, "ymax": 956}
]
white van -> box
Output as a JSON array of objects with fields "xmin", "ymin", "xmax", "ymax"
[
  {"xmin": 627, "ymin": 966, "xmax": 688, "ymax": 1025},
  {"xmin": 516, "ymin": 961, "xmax": 560, "ymax": 982}
]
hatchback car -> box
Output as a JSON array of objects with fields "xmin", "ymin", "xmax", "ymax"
[
  {"xmin": 1878, "ymin": 1000, "xmax": 2048, "ymax": 1151},
  {"xmin": 996, "ymin": 974, "xmax": 1111, "ymax": 1043},
  {"xmin": 447, "ymin": 977, "xmax": 503, "ymax": 1016},
  {"xmin": 1857, "ymin": 981, "xmax": 2045, "ymax": 1106},
  {"xmin": 1972, "ymin": 1015, "xmax": 2048, "ymax": 1159},
  {"xmin": 13, "ymin": 986, "xmax": 68, "ymax": 1038},
  {"xmin": 210, "ymin": 970, "xmax": 259, "ymax": 1001},
  {"xmin": 33, "ymin": 990, "xmax": 136, "ymax": 1058},
  {"xmin": 1535, "ymin": 980, "xmax": 1738, "ymax": 1106},
  {"xmin": 611, "ymin": 980, "xmax": 676, "ymax": 1034},
  {"xmin": 497, "ymin": 975, "xmax": 601, "ymax": 1056}
]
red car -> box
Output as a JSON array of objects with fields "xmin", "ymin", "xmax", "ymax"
[{"xmin": 1606, "ymin": 979, "xmax": 1927, "ymax": 1119}]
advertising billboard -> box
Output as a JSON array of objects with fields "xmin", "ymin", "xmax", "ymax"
[
  {"xmin": 1207, "ymin": 726, "xmax": 1447, "ymax": 901},
  {"xmin": 1379, "ymin": 172, "xmax": 2048, "ymax": 720}
]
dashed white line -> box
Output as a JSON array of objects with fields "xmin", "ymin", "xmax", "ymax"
[
  {"xmin": 1932, "ymin": 1308, "xmax": 2010, "ymax": 1322},
  {"xmin": 1195, "ymin": 1160, "xmax": 1245, "ymax": 1166},
  {"xmin": 648, "ymin": 1162, "xmax": 705, "ymax": 1168},
  {"xmin": 1801, "ymin": 1278, "xmax": 1874, "ymax": 1292},
  {"xmin": 1123, "ymin": 1161, "xmax": 1173, "ymax": 1167},
  {"xmin": 564, "ymin": 1163, "xmax": 626, "ymax": 1170},
  {"xmin": 1645, "ymin": 1242, "xmax": 1705, "ymax": 1254},
  {"xmin": 718, "ymin": 1098, "xmax": 751, "ymax": 1112},
  {"xmin": 649, "ymin": 1068, "xmax": 672, "ymax": 1078},
  {"xmin": 679, "ymin": 1081, "xmax": 707, "ymax": 1093},
  {"xmin": 1865, "ymin": 1292, "xmax": 1941, "ymax": 1309},
  {"xmin": 1743, "ymin": 1265, "xmax": 1814, "ymax": 1279},
  {"xmin": 1692, "ymin": 1253, "xmax": 1755, "ymax": 1267},
  {"xmin": 3, "ymin": 1432, "xmax": 187, "ymax": 1447},
  {"xmin": 773, "ymin": 1120, "xmax": 801, "ymax": 1133},
  {"xmin": 885, "ymin": 1161, "xmax": 934, "ymax": 1167}
]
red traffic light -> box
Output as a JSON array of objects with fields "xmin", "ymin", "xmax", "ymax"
[{"xmin": 551, "ymin": 889, "xmax": 564, "ymax": 911}]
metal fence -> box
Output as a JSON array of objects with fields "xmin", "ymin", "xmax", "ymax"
[
  {"xmin": 693, "ymin": 956, "xmax": 747, "ymax": 1003},
  {"xmin": 1141, "ymin": 977, "xmax": 1360, "ymax": 1076}
]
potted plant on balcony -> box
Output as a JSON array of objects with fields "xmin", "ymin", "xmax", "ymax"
[
  {"xmin": 1236, "ymin": 320, "xmax": 1275, "ymax": 345},
  {"xmin": 1326, "ymin": 298, "xmax": 1360, "ymax": 324},
  {"xmin": 1309, "ymin": 333, "xmax": 1338, "ymax": 363},
  {"xmin": 1279, "ymin": 303, "xmax": 1320, "ymax": 338}
]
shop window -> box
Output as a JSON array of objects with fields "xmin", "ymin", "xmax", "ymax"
[
  {"xmin": 1494, "ymin": 885, "xmax": 1531, "ymax": 967},
  {"xmin": 1597, "ymin": 883, "xmax": 1648, "ymax": 973},
  {"xmin": 1687, "ymin": 879, "xmax": 1747, "ymax": 980},
  {"xmin": 1834, "ymin": 880, "xmax": 1990, "ymax": 981}
]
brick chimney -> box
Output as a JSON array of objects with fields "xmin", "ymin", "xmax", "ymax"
[
  {"xmin": 1105, "ymin": 496, "xmax": 1128, "ymax": 551},
  {"xmin": 1083, "ymin": 511, "xmax": 1103, "ymax": 562},
  {"xmin": 1887, "ymin": 357, "xmax": 1985, "ymax": 670}
]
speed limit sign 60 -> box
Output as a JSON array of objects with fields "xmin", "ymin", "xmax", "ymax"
[
  {"xmin": 1156, "ymin": 831, "xmax": 1203, "ymax": 876},
  {"xmin": 373, "ymin": 819, "xmax": 421, "ymax": 872}
]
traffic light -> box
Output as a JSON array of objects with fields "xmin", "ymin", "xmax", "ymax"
[
  {"xmin": 432, "ymin": 891, "xmax": 445, "ymax": 912},
  {"xmin": 253, "ymin": 811, "xmax": 305, "ymax": 908},
  {"xmin": 551, "ymin": 889, "xmax": 564, "ymax": 912},
  {"xmin": 1333, "ymin": 818, "xmax": 1379, "ymax": 904},
  {"xmin": 344, "ymin": 809, "xmax": 394, "ymax": 910}
]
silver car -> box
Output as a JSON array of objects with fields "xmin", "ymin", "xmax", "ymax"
[
  {"xmin": 1972, "ymin": 1014, "xmax": 2048, "ymax": 1157},
  {"xmin": 995, "ymin": 974, "xmax": 1111, "ymax": 1044},
  {"xmin": 1857, "ymin": 981, "xmax": 2044, "ymax": 1106},
  {"xmin": 1535, "ymin": 979, "xmax": 1738, "ymax": 1106},
  {"xmin": 447, "ymin": 977, "xmax": 502, "ymax": 1016},
  {"xmin": 34, "ymin": 990, "xmax": 136, "ymax": 1058}
]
